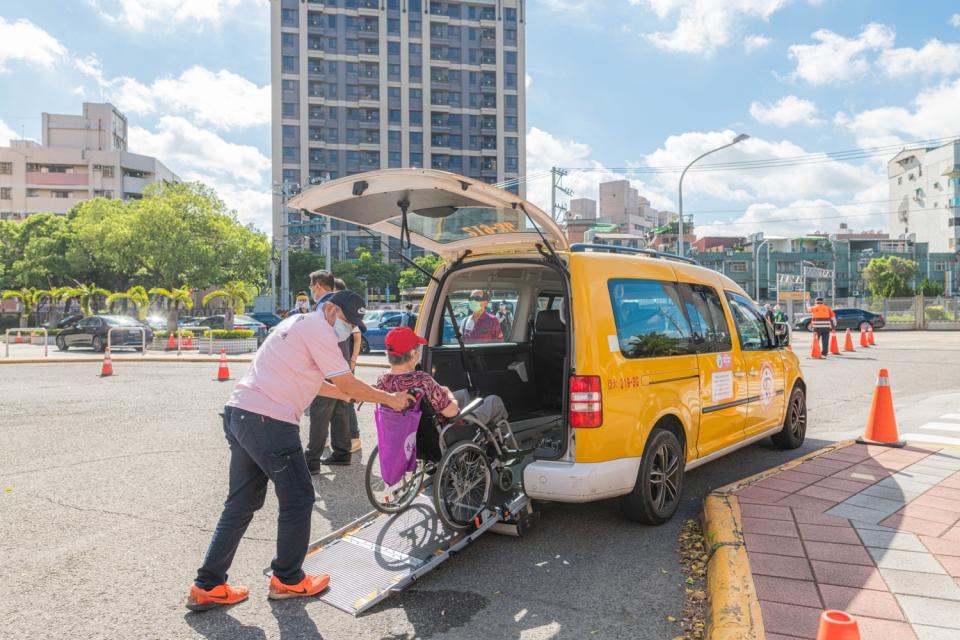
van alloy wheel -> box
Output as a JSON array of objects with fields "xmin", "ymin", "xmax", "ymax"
[
  {"xmin": 649, "ymin": 443, "xmax": 681, "ymax": 514},
  {"xmin": 621, "ymin": 428, "xmax": 684, "ymax": 525},
  {"xmin": 772, "ymin": 386, "xmax": 807, "ymax": 449}
]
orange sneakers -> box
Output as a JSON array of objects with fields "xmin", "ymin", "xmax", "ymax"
[
  {"xmin": 185, "ymin": 583, "xmax": 249, "ymax": 612},
  {"xmin": 268, "ymin": 574, "xmax": 331, "ymax": 600}
]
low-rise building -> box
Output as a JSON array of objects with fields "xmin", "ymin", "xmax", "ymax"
[
  {"xmin": 888, "ymin": 139, "xmax": 960, "ymax": 253},
  {"xmin": 0, "ymin": 102, "xmax": 176, "ymax": 221}
]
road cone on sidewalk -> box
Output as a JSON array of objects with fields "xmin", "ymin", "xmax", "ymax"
[
  {"xmin": 15, "ymin": 331, "xmax": 23, "ymax": 343},
  {"xmin": 99, "ymin": 347, "xmax": 114, "ymax": 377},
  {"xmin": 843, "ymin": 329, "xmax": 855, "ymax": 352},
  {"xmin": 810, "ymin": 332, "xmax": 823, "ymax": 359},
  {"xmin": 857, "ymin": 368, "xmax": 905, "ymax": 448},
  {"xmin": 214, "ymin": 348, "xmax": 230, "ymax": 382},
  {"xmin": 185, "ymin": 333, "xmax": 193, "ymax": 349},
  {"xmin": 859, "ymin": 327, "xmax": 869, "ymax": 347},
  {"xmin": 166, "ymin": 333, "xmax": 176, "ymax": 350},
  {"xmin": 868, "ymin": 325, "xmax": 876, "ymax": 346},
  {"xmin": 829, "ymin": 331, "xmax": 841, "ymax": 355},
  {"xmin": 816, "ymin": 610, "xmax": 860, "ymax": 640}
]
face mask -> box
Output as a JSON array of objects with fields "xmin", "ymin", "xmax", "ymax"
[
  {"xmin": 469, "ymin": 300, "xmax": 483, "ymax": 313},
  {"xmin": 333, "ymin": 317, "xmax": 353, "ymax": 342}
]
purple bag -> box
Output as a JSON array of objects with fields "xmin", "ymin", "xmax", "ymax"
[{"xmin": 374, "ymin": 403, "xmax": 422, "ymax": 485}]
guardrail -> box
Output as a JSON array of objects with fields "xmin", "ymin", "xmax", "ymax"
[
  {"xmin": 107, "ymin": 326, "xmax": 147, "ymax": 354},
  {"xmin": 4, "ymin": 328, "xmax": 49, "ymax": 357}
]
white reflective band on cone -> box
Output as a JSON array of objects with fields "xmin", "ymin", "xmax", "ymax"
[{"xmin": 877, "ymin": 376, "xmax": 889, "ymax": 386}]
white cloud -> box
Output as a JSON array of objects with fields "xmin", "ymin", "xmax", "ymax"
[
  {"xmin": 837, "ymin": 78, "xmax": 960, "ymax": 148},
  {"xmin": 633, "ymin": 0, "xmax": 789, "ymax": 56},
  {"xmin": 77, "ymin": 59, "xmax": 269, "ymax": 130},
  {"xmin": 87, "ymin": 0, "xmax": 259, "ymax": 31},
  {"xmin": 0, "ymin": 119, "xmax": 18, "ymax": 146},
  {"xmin": 525, "ymin": 73, "xmax": 533, "ymax": 90},
  {"xmin": 0, "ymin": 18, "xmax": 66, "ymax": 72},
  {"xmin": 877, "ymin": 39, "xmax": 960, "ymax": 78},
  {"xmin": 951, "ymin": 14, "xmax": 960, "ymax": 28},
  {"xmin": 788, "ymin": 23, "xmax": 895, "ymax": 85},
  {"xmin": 749, "ymin": 95, "xmax": 822, "ymax": 127},
  {"xmin": 743, "ymin": 34, "xmax": 772, "ymax": 52},
  {"xmin": 187, "ymin": 173, "xmax": 272, "ymax": 231},
  {"xmin": 538, "ymin": 0, "xmax": 592, "ymax": 13},
  {"xmin": 129, "ymin": 116, "xmax": 269, "ymax": 185}
]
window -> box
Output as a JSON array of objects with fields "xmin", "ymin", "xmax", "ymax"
[
  {"xmin": 0, "ymin": 187, "xmax": 10, "ymax": 199},
  {"xmin": 505, "ymin": 51, "xmax": 517, "ymax": 66},
  {"xmin": 388, "ymin": 18, "xmax": 400, "ymax": 34},
  {"xmin": 608, "ymin": 279, "xmax": 695, "ymax": 358},
  {"xmin": 388, "ymin": 41, "xmax": 401, "ymax": 55},
  {"xmin": 934, "ymin": 261, "xmax": 948, "ymax": 272},
  {"xmin": 725, "ymin": 292, "xmax": 776, "ymax": 351},
  {"xmin": 0, "ymin": 162, "xmax": 11, "ymax": 175},
  {"xmin": 678, "ymin": 284, "xmax": 732, "ymax": 353},
  {"xmin": 442, "ymin": 288, "xmax": 518, "ymax": 345},
  {"xmin": 282, "ymin": 55, "xmax": 298, "ymax": 73},
  {"xmin": 729, "ymin": 262, "xmax": 748, "ymax": 273},
  {"xmin": 282, "ymin": 102, "xmax": 298, "ymax": 118}
]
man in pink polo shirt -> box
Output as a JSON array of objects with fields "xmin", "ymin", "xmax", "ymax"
[{"xmin": 187, "ymin": 290, "xmax": 411, "ymax": 612}]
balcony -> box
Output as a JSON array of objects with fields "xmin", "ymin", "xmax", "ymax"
[{"xmin": 26, "ymin": 171, "xmax": 88, "ymax": 186}]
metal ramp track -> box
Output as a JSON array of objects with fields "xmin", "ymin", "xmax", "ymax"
[{"xmin": 285, "ymin": 492, "xmax": 529, "ymax": 616}]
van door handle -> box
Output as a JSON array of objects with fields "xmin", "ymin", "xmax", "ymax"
[{"xmin": 734, "ymin": 371, "xmax": 746, "ymax": 378}]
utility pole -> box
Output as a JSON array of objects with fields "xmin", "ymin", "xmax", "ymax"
[
  {"xmin": 272, "ymin": 181, "xmax": 300, "ymax": 312},
  {"xmin": 550, "ymin": 167, "xmax": 573, "ymax": 223}
]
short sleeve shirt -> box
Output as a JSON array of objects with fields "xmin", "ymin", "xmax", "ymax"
[
  {"xmin": 227, "ymin": 313, "xmax": 350, "ymax": 425},
  {"xmin": 375, "ymin": 371, "xmax": 452, "ymax": 415},
  {"xmin": 460, "ymin": 312, "xmax": 503, "ymax": 343}
]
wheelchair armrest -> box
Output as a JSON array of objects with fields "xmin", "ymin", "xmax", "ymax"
[{"xmin": 455, "ymin": 397, "xmax": 485, "ymax": 422}]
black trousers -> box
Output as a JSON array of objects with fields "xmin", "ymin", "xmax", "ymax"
[
  {"xmin": 305, "ymin": 396, "xmax": 351, "ymax": 462},
  {"xmin": 815, "ymin": 328, "xmax": 831, "ymax": 355},
  {"xmin": 195, "ymin": 406, "xmax": 315, "ymax": 590}
]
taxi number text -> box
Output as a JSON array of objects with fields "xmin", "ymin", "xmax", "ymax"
[{"xmin": 461, "ymin": 222, "xmax": 519, "ymax": 237}]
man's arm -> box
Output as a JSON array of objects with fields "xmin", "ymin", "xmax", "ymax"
[
  {"xmin": 350, "ymin": 331, "xmax": 361, "ymax": 368},
  {"xmin": 327, "ymin": 372, "xmax": 411, "ymax": 411}
]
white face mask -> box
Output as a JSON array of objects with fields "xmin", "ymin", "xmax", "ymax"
[{"xmin": 333, "ymin": 317, "xmax": 353, "ymax": 342}]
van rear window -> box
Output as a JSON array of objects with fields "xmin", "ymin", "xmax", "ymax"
[{"xmin": 608, "ymin": 279, "xmax": 695, "ymax": 358}]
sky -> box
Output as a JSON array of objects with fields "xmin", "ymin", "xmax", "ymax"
[{"xmin": 1, "ymin": 0, "xmax": 959, "ymax": 239}]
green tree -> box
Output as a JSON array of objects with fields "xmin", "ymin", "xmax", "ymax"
[
  {"xmin": 9, "ymin": 214, "xmax": 73, "ymax": 287},
  {"xmin": 65, "ymin": 197, "xmax": 137, "ymax": 289},
  {"xmin": 398, "ymin": 254, "xmax": 444, "ymax": 291},
  {"xmin": 916, "ymin": 277, "xmax": 944, "ymax": 297},
  {"xmin": 202, "ymin": 281, "xmax": 257, "ymax": 331},
  {"xmin": 288, "ymin": 250, "xmax": 328, "ymax": 295},
  {"xmin": 862, "ymin": 256, "xmax": 918, "ymax": 299},
  {"xmin": 61, "ymin": 283, "xmax": 111, "ymax": 316},
  {"xmin": 332, "ymin": 248, "xmax": 401, "ymax": 301},
  {"xmin": 0, "ymin": 220, "xmax": 21, "ymax": 289},
  {"xmin": 106, "ymin": 285, "xmax": 150, "ymax": 320},
  {"xmin": 148, "ymin": 285, "xmax": 194, "ymax": 332},
  {"xmin": 1, "ymin": 287, "xmax": 38, "ymax": 327}
]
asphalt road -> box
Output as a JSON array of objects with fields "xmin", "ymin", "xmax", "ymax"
[{"xmin": 1, "ymin": 331, "xmax": 958, "ymax": 640}]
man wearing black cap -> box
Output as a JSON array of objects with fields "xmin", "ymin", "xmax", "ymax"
[{"xmin": 186, "ymin": 289, "xmax": 411, "ymax": 611}]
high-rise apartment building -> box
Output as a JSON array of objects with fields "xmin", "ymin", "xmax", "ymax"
[
  {"xmin": 0, "ymin": 103, "xmax": 177, "ymax": 221},
  {"xmin": 888, "ymin": 139, "xmax": 960, "ymax": 253},
  {"xmin": 270, "ymin": 0, "xmax": 526, "ymax": 268}
]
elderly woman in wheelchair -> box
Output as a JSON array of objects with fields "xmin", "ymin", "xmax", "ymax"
[{"xmin": 364, "ymin": 327, "xmax": 517, "ymax": 531}]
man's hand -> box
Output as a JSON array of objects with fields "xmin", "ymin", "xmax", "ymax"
[{"xmin": 386, "ymin": 392, "xmax": 413, "ymax": 412}]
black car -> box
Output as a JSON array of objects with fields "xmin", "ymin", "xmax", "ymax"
[
  {"xmin": 794, "ymin": 308, "xmax": 886, "ymax": 332},
  {"xmin": 56, "ymin": 315, "xmax": 153, "ymax": 352},
  {"xmin": 249, "ymin": 312, "xmax": 283, "ymax": 328}
]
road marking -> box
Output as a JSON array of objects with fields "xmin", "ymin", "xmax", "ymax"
[
  {"xmin": 919, "ymin": 422, "xmax": 960, "ymax": 432},
  {"xmin": 902, "ymin": 433, "xmax": 960, "ymax": 446},
  {"xmin": 940, "ymin": 413, "xmax": 960, "ymax": 420}
]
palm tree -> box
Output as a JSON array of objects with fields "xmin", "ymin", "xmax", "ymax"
[
  {"xmin": 202, "ymin": 281, "xmax": 257, "ymax": 331},
  {"xmin": 34, "ymin": 286, "xmax": 70, "ymax": 327},
  {"xmin": 1, "ymin": 288, "xmax": 38, "ymax": 328},
  {"xmin": 106, "ymin": 286, "xmax": 150, "ymax": 321},
  {"xmin": 148, "ymin": 285, "xmax": 194, "ymax": 332},
  {"xmin": 60, "ymin": 283, "xmax": 111, "ymax": 316}
]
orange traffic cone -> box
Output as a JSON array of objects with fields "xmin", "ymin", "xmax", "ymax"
[
  {"xmin": 99, "ymin": 347, "xmax": 114, "ymax": 377},
  {"xmin": 859, "ymin": 328, "xmax": 869, "ymax": 347},
  {"xmin": 829, "ymin": 331, "xmax": 841, "ymax": 355},
  {"xmin": 186, "ymin": 333, "xmax": 193, "ymax": 350},
  {"xmin": 167, "ymin": 333, "xmax": 176, "ymax": 350},
  {"xmin": 810, "ymin": 332, "xmax": 823, "ymax": 359},
  {"xmin": 868, "ymin": 325, "xmax": 876, "ymax": 346},
  {"xmin": 816, "ymin": 610, "xmax": 860, "ymax": 640},
  {"xmin": 857, "ymin": 368, "xmax": 905, "ymax": 447},
  {"xmin": 15, "ymin": 331, "xmax": 23, "ymax": 343},
  {"xmin": 214, "ymin": 349, "xmax": 230, "ymax": 382},
  {"xmin": 843, "ymin": 329, "xmax": 855, "ymax": 352}
]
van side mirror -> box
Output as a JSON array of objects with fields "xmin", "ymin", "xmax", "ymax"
[{"xmin": 775, "ymin": 322, "xmax": 790, "ymax": 347}]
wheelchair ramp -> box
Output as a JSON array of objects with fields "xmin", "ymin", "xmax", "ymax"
[{"xmin": 291, "ymin": 492, "xmax": 530, "ymax": 616}]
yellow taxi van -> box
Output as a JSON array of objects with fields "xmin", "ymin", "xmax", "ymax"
[{"xmin": 290, "ymin": 169, "xmax": 806, "ymax": 525}]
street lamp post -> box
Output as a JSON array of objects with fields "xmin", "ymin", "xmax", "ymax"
[
  {"xmin": 677, "ymin": 133, "xmax": 750, "ymax": 258},
  {"xmin": 754, "ymin": 238, "xmax": 770, "ymax": 302}
]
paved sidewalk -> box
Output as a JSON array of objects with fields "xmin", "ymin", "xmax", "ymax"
[{"xmin": 730, "ymin": 442, "xmax": 960, "ymax": 639}]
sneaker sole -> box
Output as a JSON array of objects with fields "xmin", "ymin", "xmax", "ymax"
[
  {"xmin": 185, "ymin": 595, "xmax": 248, "ymax": 612},
  {"xmin": 268, "ymin": 586, "xmax": 329, "ymax": 600}
]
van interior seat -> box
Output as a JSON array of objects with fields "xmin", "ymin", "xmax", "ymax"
[{"xmin": 532, "ymin": 309, "xmax": 566, "ymax": 409}]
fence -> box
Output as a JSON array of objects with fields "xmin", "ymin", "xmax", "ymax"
[{"xmin": 767, "ymin": 296, "xmax": 960, "ymax": 330}]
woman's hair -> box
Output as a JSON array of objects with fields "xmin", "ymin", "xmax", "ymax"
[{"xmin": 387, "ymin": 348, "xmax": 418, "ymax": 366}]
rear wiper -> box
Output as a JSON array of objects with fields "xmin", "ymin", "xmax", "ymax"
[{"xmin": 359, "ymin": 228, "xmax": 440, "ymax": 285}]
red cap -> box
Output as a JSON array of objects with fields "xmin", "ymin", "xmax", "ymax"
[{"xmin": 385, "ymin": 327, "xmax": 427, "ymax": 354}]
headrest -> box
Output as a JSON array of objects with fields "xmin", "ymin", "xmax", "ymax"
[{"xmin": 535, "ymin": 310, "xmax": 565, "ymax": 332}]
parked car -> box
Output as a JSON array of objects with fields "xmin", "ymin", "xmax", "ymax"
[
  {"xmin": 794, "ymin": 308, "xmax": 885, "ymax": 332},
  {"xmin": 359, "ymin": 315, "xmax": 456, "ymax": 353},
  {"xmin": 249, "ymin": 312, "xmax": 283, "ymax": 328},
  {"xmin": 363, "ymin": 309, "xmax": 403, "ymax": 330},
  {"xmin": 56, "ymin": 315, "xmax": 153, "ymax": 352},
  {"xmin": 183, "ymin": 315, "xmax": 269, "ymax": 343}
]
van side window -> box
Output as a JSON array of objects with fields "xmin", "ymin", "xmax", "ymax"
[
  {"xmin": 678, "ymin": 284, "xmax": 733, "ymax": 353},
  {"xmin": 608, "ymin": 279, "xmax": 695, "ymax": 358},
  {"xmin": 725, "ymin": 292, "xmax": 776, "ymax": 351}
]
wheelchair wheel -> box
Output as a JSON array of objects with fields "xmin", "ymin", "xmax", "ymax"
[
  {"xmin": 433, "ymin": 440, "xmax": 492, "ymax": 531},
  {"xmin": 365, "ymin": 445, "xmax": 424, "ymax": 514}
]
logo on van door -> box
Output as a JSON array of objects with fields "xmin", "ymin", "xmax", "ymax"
[
  {"xmin": 759, "ymin": 361, "xmax": 776, "ymax": 408},
  {"xmin": 715, "ymin": 353, "xmax": 732, "ymax": 369}
]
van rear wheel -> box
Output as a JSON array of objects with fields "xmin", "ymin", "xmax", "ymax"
[{"xmin": 621, "ymin": 429, "xmax": 684, "ymax": 525}]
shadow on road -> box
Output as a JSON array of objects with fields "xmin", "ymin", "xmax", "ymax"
[{"xmin": 184, "ymin": 609, "xmax": 268, "ymax": 640}]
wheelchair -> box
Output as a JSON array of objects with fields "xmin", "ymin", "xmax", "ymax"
[{"xmin": 364, "ymin": 393, "xmax": 524, "ymax": 531}]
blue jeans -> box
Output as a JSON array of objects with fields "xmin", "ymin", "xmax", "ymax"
[{"xmin": 195, "ymin": 406, "xmax": 316, "ymax": 590}]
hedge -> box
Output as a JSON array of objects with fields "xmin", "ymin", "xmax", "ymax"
[{"xmin": 203, "ymin": 329, "xmax": 255, "ymax": 339}]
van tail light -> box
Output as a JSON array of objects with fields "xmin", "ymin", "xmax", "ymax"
[{"xmin": 569, "ymin": 375, "xmax": 603, "ymax": 429}]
